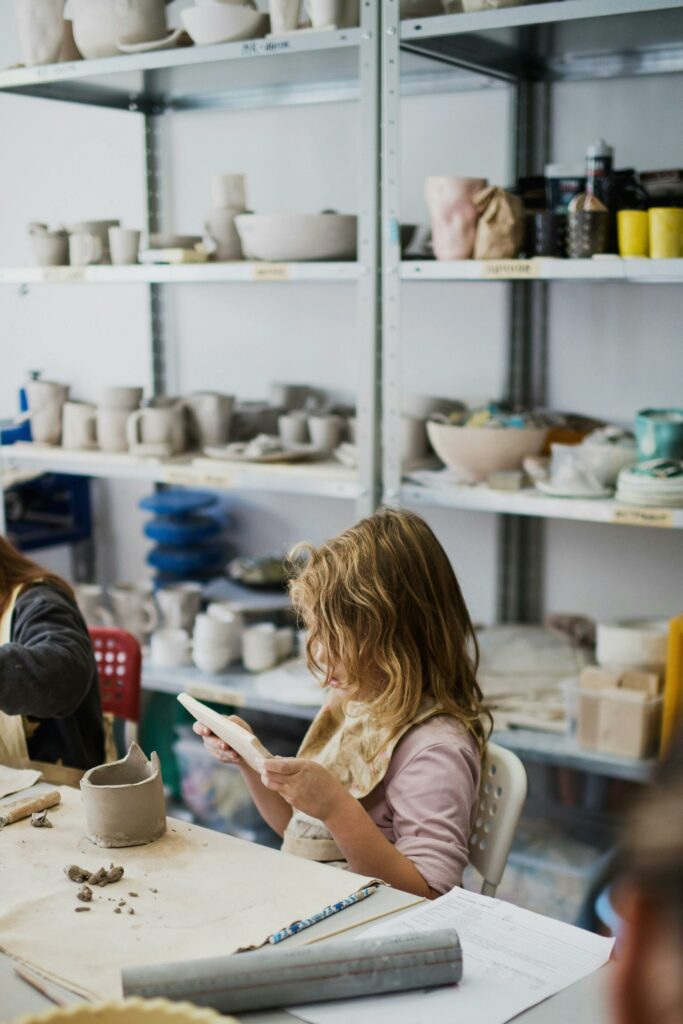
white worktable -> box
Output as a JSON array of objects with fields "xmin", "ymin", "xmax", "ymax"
[{"xmin": 0, "ymin": 894, "xmax": 612, "ymax": 1024}]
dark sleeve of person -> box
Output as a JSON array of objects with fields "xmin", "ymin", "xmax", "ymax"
[{"xmin": 0, "ymin": 583, "xmax": 96, "ymax": 719}]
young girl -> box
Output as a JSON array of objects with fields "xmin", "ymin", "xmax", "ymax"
[
  {"xmin": 0, "ymin": 536, "xmax": 104, "ymax": 769},
  {"xmin": 195, "ymin": 508, "xmax": 490, "ymax": 898}
]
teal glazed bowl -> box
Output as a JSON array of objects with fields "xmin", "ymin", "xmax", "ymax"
[{"xmin": 635, "ymin": 408, "xmax": 683, "ymax": 461}]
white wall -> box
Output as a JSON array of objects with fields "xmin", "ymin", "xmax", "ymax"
[{"xmin": 1, "ymin": 14, "xmax": 681, "ymax": 625}]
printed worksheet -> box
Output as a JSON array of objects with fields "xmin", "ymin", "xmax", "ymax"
[{"xmin": 289, "ymin": 887, "xmax": 614, "ymax": 1024}]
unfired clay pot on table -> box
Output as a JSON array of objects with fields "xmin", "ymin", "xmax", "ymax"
[
  {"xmin": 80, "ymin": 742, "xmax": 167, "ymax": 848},
  {"xmin": 425, "ymin": 176, "xmax": 488, "ymax": 260}
]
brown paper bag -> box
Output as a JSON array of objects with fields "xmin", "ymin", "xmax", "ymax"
[{"xmin": 473, "ymin": 186, "xmax": 525, "ymax": 259}]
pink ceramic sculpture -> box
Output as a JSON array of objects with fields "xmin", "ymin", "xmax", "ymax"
[{"xmin": 425, "ymin": 177, "xmax": 489, "ymax": 260}]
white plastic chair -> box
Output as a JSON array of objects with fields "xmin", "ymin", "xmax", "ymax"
[{"xmin": 469, "ymin": 743, "xmax": 527, "ymax": 897}]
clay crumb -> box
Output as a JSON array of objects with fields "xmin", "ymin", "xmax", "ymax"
[
  {"xmin": 74, "ymin": 907, "xmax": 90, "ymax": 913},
  {"xmin": 77, "ymin": 885, "xmax": 93, "ymax": 903},
  {"xmin": 128, "ymin": 892, "xmax": 138, "ymax": 898},
  {"xmin": 31, "ymin": 810, "xmax": 53, "ymax": 828},
  {"xmin": 107, "ymin": 866, "xmax": 125, "ymax": 884},
  {"xmin": 149, "ymin": 888, "xmax": 158, "ymax": 894},
  {"xmin": 127, "ymin": 908, "xmax": 135, "ymax": 915},
  {"xmin": 114, "ymin": 907, "xmax": 122, "ymax": 914},
  {"xmin": 118, "ymin": 901, "xmax": 126, "ymax": 908},
  {"xmin": 64, "ymin": 865, "xmax": 91, "ymax": 883}
]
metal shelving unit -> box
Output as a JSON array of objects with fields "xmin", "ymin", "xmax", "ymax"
[
  {"xmin": 382, "ymin": 0, "xmax": 683, "ymax": 620},
  {"xmin": 0, "ymin": 7, "xmax": 381, "ymax": 525}
]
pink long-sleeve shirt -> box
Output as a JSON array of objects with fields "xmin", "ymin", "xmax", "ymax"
[{"xmin": 362, "ymin": 715, "xmax": 481, "ymax": 894}]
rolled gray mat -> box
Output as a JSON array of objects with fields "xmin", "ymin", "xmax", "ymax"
[{"xmin": 122, "ymin": 928, "xmax": 463, "ymax": 1013}]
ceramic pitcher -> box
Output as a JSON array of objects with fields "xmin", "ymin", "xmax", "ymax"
[{"xmin": 425, "ymin": 176, "xmax": 488, "ymax": 260}]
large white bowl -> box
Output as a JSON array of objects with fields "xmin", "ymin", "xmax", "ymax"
[
  {"xmin": 180, "ymin": 2, "xmax": 267, "ymax": 44},
  {"xmin": 427, "ymin": 421, "xmax": 548, "ymax": 482},
  {"xmin": 596, "ymin": 619, "xmax": 669, "ymax": 671},
  {"xmin": 235, "ymin": 213, "xmax": 357, "ymax": 262}
]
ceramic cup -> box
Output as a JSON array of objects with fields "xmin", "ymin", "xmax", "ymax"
[
  {"xmin": 401, "ymin": 415, "xmax": 428, "ymax": 464},
  {"xmin": 114, "ymin": 0, "xmax": 167, "ymax": 45},
  {"xmin": 210, "ymin": 173, "xmax": 247, "ymax": 211},
  {"xmin": 206, "ymin": 604, "xmax": 243, "ymax": 662},
  {"xmin": 156, "ymin": 582, "xmax": 203, "ymax": 631},
  {"xmin": 69, "ymin": 232, "xmax": 104, "ymax": 266},
  {"xmin": 242, "ymin": 623, "xmax": 278, "ymax": 673},
  {"xmin": 275, "ymin": 626, "xmax": 294, "ymax": 660},
  {"xmin": 150, "ymin": 628, "xmax": 192, "ymax": 669},
  {"xmin": 269, "ymin": 382, "xmax": 312, "ymax": 410},
  {"xmin": 25, "ymin": 379, "xmax": 69, "ymax": 445},
  {"xmin": 62, "ymin": 400, "xmax": 97, "ymax": 450},
  {"xmin": 307, "ymin": 414, "xmax": 342, "ymax": 453},
  {"xmin": 425, "ymin": 176, "xmax": 488, "ymax": 261},
  {"xmin": 109, "ymin": 227, "xmax": 141, "ymax": 265},
  {"xmin": 635, "ymin": 408, "xmax": 683, "ymax": 461},
  {"xmin": 184, "ymin": 392, "xmax": 235, "ymax": 448},
  {"xmin": 192, "ymin": 611, "xmax": 238, "ymax": 673},
  {"xmin": 205, "ymin": 209, "xmax": 243, "ymax": 261},
  {"xmin": 68, "ymin": 220, "xmax": 120, "ymax": 262},
  {"xmin": 278, "ymin": 412, "xmax": 309, "ymax": 445},
  {"xmin": 15, "ymin": 0, "xmax": 65, "ymax": 66},
  {"xmin": 617, "ymin": 210, "xmax": 649, "ymax": 258},
  {"xmin": 74, "ymin": 583, "xmax": 115, "ymax": 627},
  {"xmin": 127, "ymin": 404, "xmax": 187, "ymax": 455},
  {"xmin": 110, "ymin": 582, "xmax": 159, "ymax": 644},
  {"xmin": 96, "ymin": 407, "xmax": 130, "ymax": 452},
  {"xmin": 304, "ymin": 0, "xmax": 342, "ymax": 27},
  {"xmin": 269, "ymin": 0, "xmax": 300, "ymax": 33},
  {"xmin": 100, "ymin": 385, "xmax": 143, "ymax": 411},
  {"xmin": 649, "ymin": 207, "xmax": 683, "ymax": 258},
  {"xmin": 29, "ymin": 227, "xmax": 69, "ymax": 267},
  {"xmin": 70, "ymin": 0, "xmax": 118, "ymax": 58}
]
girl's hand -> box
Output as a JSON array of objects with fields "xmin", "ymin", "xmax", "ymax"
[
  {"xmin": 261, "ymin": 758, "xmax": 349, "ymax": 822},
  {"xmin": 192, "ymin": 715, "xmax": 253, "ymax": 767}
]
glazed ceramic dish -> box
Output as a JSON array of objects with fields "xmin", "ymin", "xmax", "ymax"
[
  {"xmin": 180, "ymin": 3, "xmax": 268, "ymax": 45},
  {"xmin": 235, "ymin": 213, "xmax": 357, "ymax": 261},
  {"xmin": 427, "ymin": 421, "xmax": 547, "ymax": 482}
]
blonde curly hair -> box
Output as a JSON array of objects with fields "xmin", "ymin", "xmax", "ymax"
[{"xmin": 288, "ymin": 507, "xmax": 491, "ymax": 751}]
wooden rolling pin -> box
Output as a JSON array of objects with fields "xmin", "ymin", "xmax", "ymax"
[{"xmin": 0, "ymin": 790, "xmax": 61, "ymax": 829}]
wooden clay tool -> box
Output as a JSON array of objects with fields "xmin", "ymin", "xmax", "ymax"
[
  {"xmin": 122, "ymin": 928, "xmax": 463, "ymax": 1013},
  {"xmin": 0, "ymin": 790, "xmax": 60, "ymax": 830}
]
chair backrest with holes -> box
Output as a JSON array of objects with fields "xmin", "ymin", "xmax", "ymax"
[
  {"xmin": 468, "ymin": 742, "xmax": 527, "ymax": 897},
  {"xmin": 89, "ymin": 627, "xmax": 142, "ymax": 723}
]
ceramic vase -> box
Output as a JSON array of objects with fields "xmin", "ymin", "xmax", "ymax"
[{"xmin": 425, "ymin": 176, "xmax": 488, "ymax": 260}]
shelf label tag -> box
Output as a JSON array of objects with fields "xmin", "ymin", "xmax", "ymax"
[
  {"xmin": 42, "ymin": 267, "xmax": 86, "ymax": 283},
  {"xmin": 240, "ymin": 39, "xmax": 291, "ymax": 57},
  {"xmin": 252, "ymin": 263, "xmax": 290, "ymax": 282},
  {"xmin": 480, "ymin": 260, "xmax": 540, "ymax": 280},
  {"xmin": 161, "ymin": 466, "xmax": 232, "ymax": 489},
  {"xmin": 611, "ymin": 506, "xmax": 674, "ymax": 529}
]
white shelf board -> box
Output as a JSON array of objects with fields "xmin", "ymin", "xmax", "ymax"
[
  {"xmin": 402, "ymin": 482, "xmax": 683, "ymax": 530},
  {"xmin": 142, "ymin": 662, "xmax": 320, "ymax": 721},
  {"xmin": 0, "ymin": 262, "xmax": 361, "ymax": 286},
  {"xmin": 1, "ymin": 444, "xmax": 361, "ymax": 499},
  {"xmin": 492, "ymin": 728, "xmax": 657, "ymax": 783},
  {"xmin": 400, "ymin": 258, "xmax": 683, "ymax": 283}
]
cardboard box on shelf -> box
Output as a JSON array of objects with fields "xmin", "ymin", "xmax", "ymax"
[
  {"xmin": 580, "ymin": 667, "xmax": 622, "ymax": 691},
  {"xmin": 578, "ymin": 689, "xmax": 663, "ymax": 759},
  {"xmin": 620, "ymin": 670, "xmax": 661, "ymax": 697}
]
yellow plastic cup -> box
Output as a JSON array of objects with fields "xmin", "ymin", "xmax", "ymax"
[
  {"xmin": 617, "ymin": 210, "xmax": 649, "ymax": 257},
  {"xmin": 649, "ymin": 207, "xmax": 683, "ymax": 258}
]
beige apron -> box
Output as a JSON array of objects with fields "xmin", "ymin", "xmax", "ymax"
[
  {"xmin": 282, "ymin": 696, "xmax": 444, "ymax": 865},
  {"xmin": 0, "ymin": 584, "xmax": 30, "ymax": 763}
]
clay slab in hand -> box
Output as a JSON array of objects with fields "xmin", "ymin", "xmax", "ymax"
[{"xmin": 177, "ymin": 693, "xmax": 272, "ymax": 772}]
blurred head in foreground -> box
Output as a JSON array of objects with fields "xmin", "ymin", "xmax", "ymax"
[{"xmin": 614, "ymin": 728, "xmax": 683, "ymax": 1024}]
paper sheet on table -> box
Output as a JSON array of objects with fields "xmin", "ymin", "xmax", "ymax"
[
  {"xmin": 0, "ymin": 764, "xmax": 42, "ymax": 799},
  {"xmin": 0, "ymin": 786, "xmax": 416, "ymax": 1001},
  {"xmin": 289, "ymin": 887, "xmax": 614, "ymax": 1024}
]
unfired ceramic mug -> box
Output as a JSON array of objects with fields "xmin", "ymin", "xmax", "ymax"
[
  {"xmin": 425, "ymin": 176, "xmax": 488, "ymax": 260},
  {"xmin": 29, "ymin": 225, "xmax": 68, "ymax": 267},
  {"xmin": 62, "ymin": 401, "xmax": 97, "ymax": 450},
  {"xmin": 25, "ymin": 379, "xmax": 70, "ymax": 445},
  {"xmin": 96, "ymin": 407, "xmax": 130, "ymax": 452},
  {"xmin": 210, "ymin": 173, "xmax": 247, "ymax": 210},
  {"xmin": 100, "ymin": 385, "xmax": 143, "ymax": 410},
  {"xmin": 126, "ymin": 403, "xmax": 187, "ymax": 455},
  {"xmin": 114, "ymin": 0, "xmax": 167, "ymax": 45},
  {"xmin": 269, "ymin": 0, "xmax": 300, "ymax": 33},
  {"xmin": 110, "ymin": 582, "xmax": 158, "ymax": 643},
  {"xmin": 242, "ymin": 623, "xmax": 278, "ymax": 673},
  {"xmin": 184, "ymin": 392, "xmax": 234, "ymax": 448},
  {"xmin": 205, "ymin": 209, "xmax": 243, "ymax": 261},
  {"xmin": 109, "ymin": 227, "xmax": 141, "ymax": 265},
  {"xmin": 74, "ymin": 583, "xmax": 115, "ymax": 627},
  {"xmin": 156, "ymin": 582, "xmax": 203, "ymax": 631},
  {"xmin": 279, "ymin": 412, "xmax": 309, "ymax": 445},
  {"xmin": 69, "ymin": 232, "xmax": 104, "ymax": 267},
  {"xmin": 307, "ymin": 414, "xmax": 342, "ymax": 453},
  {"xmin": 150, "ymin": 628, "xmax": 191, "ymax": 669}
]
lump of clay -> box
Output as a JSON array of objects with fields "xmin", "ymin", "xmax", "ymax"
[{"xmin": 80, "ymin": 743, "xmax": 166, "ymax": 849}]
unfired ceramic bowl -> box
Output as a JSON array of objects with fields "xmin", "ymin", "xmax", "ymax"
[
  {"xmin": 427, "ymin": 421, "xmax": 548, "ymax": 482},
  {"xmin": 235, "ymin": 213, "xmax": 357, "ymax": 261},
  {"xmin": 180, "ymin": 2, "xmax": 267, "ymax": 45}
]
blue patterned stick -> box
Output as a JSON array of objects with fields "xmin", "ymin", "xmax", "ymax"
[{"xmin": 268, "ymin": 883, "xmax": 381, "ymax": 945}]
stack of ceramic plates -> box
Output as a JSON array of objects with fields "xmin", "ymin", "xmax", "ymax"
[{"xmin": 616, "ymin": 459, "xmax": 683, "ymax": 506}]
